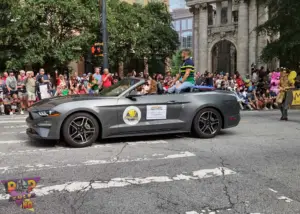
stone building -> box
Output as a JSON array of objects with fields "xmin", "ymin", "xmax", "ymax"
[{"xmin": 186, "ymin": 0, "xmax": 279, "ymax": 77}]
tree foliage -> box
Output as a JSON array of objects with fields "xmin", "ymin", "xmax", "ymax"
[
  {"xmin": 107, "ymin": 0, "xmax": 179, "ymax": 67},
  {"xmin": 0, "ymin": 0, "xmax": 179, "ymax": 72},
  {"xmin": 4, "ymin": 0, "xmax": 97, "ymax": 71},
  {"xmin": 256, "ymin": 0, "xmax": 300, "ymax": 69}
]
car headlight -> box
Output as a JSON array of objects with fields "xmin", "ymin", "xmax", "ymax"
[{"xmin": 37, "ymin": 110, "xmax": 60, "ymax": 117}]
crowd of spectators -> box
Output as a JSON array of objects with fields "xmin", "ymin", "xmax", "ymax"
[
  {"xmin": 0, "ymin": 67, "xmax": 120, "ymax": 115},
  {"xmin": 0, "ymin": 66, "xmax": 299, "ymax": 115},
  {"xmin": 198, "ymin": 67, "xmax": 300, "ymax": 110}
]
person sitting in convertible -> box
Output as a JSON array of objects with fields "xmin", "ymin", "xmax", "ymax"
[{"xmin": 168, "ymin": 48, "xmax": 195, "ymax": 93}]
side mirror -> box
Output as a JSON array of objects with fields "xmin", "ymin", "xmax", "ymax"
[{"xmin": 126, "ymin": 91, "xmax": 137, "ymax": 101}]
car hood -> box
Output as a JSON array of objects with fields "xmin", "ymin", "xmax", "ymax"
[{"xmin": 30, "ymin": 94, "xmax": 111, "ymax": 110}]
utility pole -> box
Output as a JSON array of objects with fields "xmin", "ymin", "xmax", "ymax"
[{"xmin": 100, "ymin": 0, "xmax": 109, "ymax": 69}]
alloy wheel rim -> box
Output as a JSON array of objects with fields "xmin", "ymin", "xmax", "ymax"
[
  {"xmin": 198, "ymin": 111, "xmax": 219, "ymax": 135},
  {"xmin": 68, "ymin": 117, "xmax": 96, "ymax": 144}
]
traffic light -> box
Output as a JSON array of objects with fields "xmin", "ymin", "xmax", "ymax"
[{"xmin": 91, "ymin": 43, "xmax": 103, "ymax": 56}]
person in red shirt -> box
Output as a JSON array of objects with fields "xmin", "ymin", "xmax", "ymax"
[
  {"xmin": 102, "ymin": 68, "xmax": 112, "ymax": 88},
  {"xmin": 236, "ymin": 73, "xmax": 244, "ymax": 88}
]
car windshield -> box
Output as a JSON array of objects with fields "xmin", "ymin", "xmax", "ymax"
[{"xmin": 99, "ymin": 78, "xmax": 142, "ymax": 96}]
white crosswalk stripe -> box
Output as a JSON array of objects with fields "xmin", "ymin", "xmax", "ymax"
[
  {"xmin": 3, "ymin": 125, "xmax": 27, "ymax": 129},
  {"xmin": 186, "ymin": 210, "xmax": 262, "ymax": 214},
  {"xmin": 0, "ymin": 120, "xmax": 26, "ymax": 124},
  {"xmin": 0, "ymin": 167, "xmax": 236, "ymax": 200},
  {"xmin": 0, "ymin": 139, "xmax": 169, "ymax": 147},
  {"xmin": 0, "ymin": 140, "xmax": 28, "ymax": 144},
  {"xmin": 0, "ymin": 151, "xmax": 196, "ymax": 174},
  {"xmin": 0, "ymin": 116, "xmax": 27, "ymax": 120}
]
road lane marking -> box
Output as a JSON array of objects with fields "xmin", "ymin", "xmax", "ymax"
[
  {"xmin": 0, "ymin": 116, "xmax": 27, "ymax": 120},
  {"xmin": 0, "ymin": 120, "xmax": 25, "ymax": 124},
  {"xmin": 0, "ymin": 151, "xmax": 196, "ymax": 174},
  {"xmin": 0, "ymin": 140, "xmax": 28, "ymax": 144},
  {"xmin": 3, "ymin": 125, "xmax": 27, "ymax": 129},
  {"xmin": 268, "ymin": 188, "xmax": 278, "ymax": 193},
  {"xmin": 0, "ymin": 167, "xmax": 236, "ymax": 199},
  {"xmin": 0, "ymin": 140, "xmax": 168, "ymax": 154},
  {"xmin": 277, "ymin": 196, "xmax": 293, "ymax": 203},
  {"xmin": 0, "ymin": 144, "xmax": 112, "ymax": 156},
  {"xmin": 0, "ymin": 131, "xmax": 26, "ymax": 135},
  {"xmin": 128, "ymin": 140, "xmax": 168, "ymax": 145}
]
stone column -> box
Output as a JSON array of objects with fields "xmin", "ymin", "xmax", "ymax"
[
  {"xmin": 144, "ymin": 57, "xmax": 149, "ymax": 75},
  {"xmin": 199, "ymin": 3, "xmax": 208, "ymax": 73},
  {"xmin": 248, "ymin": 0, "xmax": 257, "ymax": 71},
  {"xmin": 191, "ymin": 6, "xmax": 199, "ymax": 72},
  {"xmin": 237, "ymin": 0, "xmax": 249, "ymax": 76},
  {"xmin": 216, "ymin": 2, "xmax": 222, "ymax": 26},
  {"xmin": 257, "ymin": 3, "xmax": 268, "ymax": 68},
  {"xmin": 271, "ymin": 32, "xmax": 280, "ymax": 69},
  {"xmin": 227, "ymin": 0, "xmax": 232, "ymax": 24}
]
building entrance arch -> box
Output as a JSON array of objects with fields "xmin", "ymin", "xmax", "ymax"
[{"xmin": 211, "ymin": 40, "xmax": 237, "ymax": 75}]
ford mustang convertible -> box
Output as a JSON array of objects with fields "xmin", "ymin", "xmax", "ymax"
[{"xmin": 26, "ymin": 78, "xmax": 240, "ymax": 148}]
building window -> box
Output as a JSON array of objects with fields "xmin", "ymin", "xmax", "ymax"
[
  {"xmin": 181, "ymin": 19, "xmax": 187, "ymax": 30},
  {"xmin": 175, "ymin": 20, "xmax": 180, "ymax": 31},
  {"xmin": 233, "ymin": 11, "xmax": 238, "ymax": 22},
  {"xmin": 181, "ymin": 31, "xmax": 192, "ymax": 49},
  {"xmin": 187, "ymin": 18, "xmax": 192, "ymax": 29}
]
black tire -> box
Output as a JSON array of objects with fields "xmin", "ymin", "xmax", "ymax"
[
  {"xmin": 62, "ymin": 112, "xmax": 100, "ymax": 148},
  {"xmin": 192, "ymin": 108, "xmax": 222, "ymax": 138}
]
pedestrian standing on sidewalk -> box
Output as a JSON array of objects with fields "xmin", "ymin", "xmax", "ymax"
[
  {"xmin": 17, "ymin": 70, "xmax": 27, "ymax": 114},
  {"xmin": 6, "ymin": 70, "xmax": 18, "ymax": 96},
  {"xmin": 25, "ymin": 71, "xmax": 36, "ymax": 107},
  {"xmin": 93, "ymin": 67, "xmax": 102, "ymax": 93},
  {"xmin": 101, "ymin": 68, "xmax": 112, "ymax": 89},
  {"xmin": 0, "ymin": 76, "xmax": 5, "ymax": 114}
]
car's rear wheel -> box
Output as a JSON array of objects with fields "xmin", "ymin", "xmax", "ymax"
[
  {"xmin": 193, "ymin": 108, "xmax": 222, "ymax": 138},
  {"xmin": 62, "ymin": 113, "xmax": 99, "ymax": 148}
]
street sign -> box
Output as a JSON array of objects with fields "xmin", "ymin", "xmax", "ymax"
[{"xmin": 292, "ymin": 90, "xmax": 300, "ymax": 105}]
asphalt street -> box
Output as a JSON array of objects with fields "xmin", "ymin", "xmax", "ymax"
[{"xmin": 0, "ymin": 110, "xmax": 300, "ymax": 214}]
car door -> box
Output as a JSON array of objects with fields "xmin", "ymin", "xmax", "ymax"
[{"xmin": 116, "ymin": 93, "xmax": 186, "ymax": 135}]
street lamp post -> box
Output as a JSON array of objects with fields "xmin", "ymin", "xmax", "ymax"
[{"xmin": 100, "ymin": 0, "xmax": 109, "ymax": 69}]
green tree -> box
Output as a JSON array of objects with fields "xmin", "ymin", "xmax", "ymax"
[
  {"xmin": 0, "ymin": 0, "xmax": 20, "ymax": 71},
  {"xmin": 5, "ymin": 0, "xmax": 97, "ymax": 72},
  {"xmin": 106, "ymin": 0, "xmax": 179, "ymax": 74},
  {"xmin": 144, "ymin": 2, "xmax": 179, "ymax": 59},
  {"xmin": 256, "ymin": 0, "xmax": 300, "ymax": 69},
  {"xmin": 1, "ymin": 0, "xmax": 179, "ymax": 74}
]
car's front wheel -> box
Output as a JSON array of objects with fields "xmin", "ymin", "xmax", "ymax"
[
  {"xmin": 62, "ymin": 112, "xmax": 99, "ymax": 148},
  {"xmin": 193, "ymin": 108, "xmax": 222, "ymax": 138}
]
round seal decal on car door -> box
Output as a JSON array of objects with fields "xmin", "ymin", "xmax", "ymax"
[{"xmin": 123, "ymin": 106, "xmax": 142, "ymax": 125}]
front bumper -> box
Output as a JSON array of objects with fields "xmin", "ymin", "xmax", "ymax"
[
  {"xmin": 223, "ymin": 113, "xmax": 241, "ymax": 129},
  {"xmin": 26, "ymin": 112, "xmax": 61, "ymax": 140}
]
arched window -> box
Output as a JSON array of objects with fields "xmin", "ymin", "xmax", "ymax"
[{"xmin": 181, "ymin": 31, "xmax": 192, "ymax": 49}]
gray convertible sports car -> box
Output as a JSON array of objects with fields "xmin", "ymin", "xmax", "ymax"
[{"xmin": 26, "ymin": 78, "xmax": 240, "ymax": 148}]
